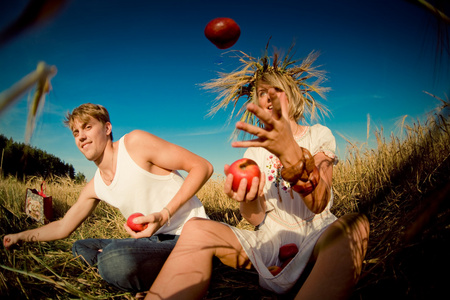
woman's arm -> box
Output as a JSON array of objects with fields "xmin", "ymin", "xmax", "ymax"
[
  {"xmin": 296, "ymin": 152, "xmax": 333, "ymax": 214},
  {"xmin": 230, "ymin": 88, "xmax": 334, "ymax": 214}
]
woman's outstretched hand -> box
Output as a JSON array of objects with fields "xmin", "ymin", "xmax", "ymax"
[{"xmin": 232, "ymin": 88, "xmax": 301, "ymax": 167}]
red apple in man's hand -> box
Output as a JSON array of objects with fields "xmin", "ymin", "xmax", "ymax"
[
  {"xmin": 127, "ymin": 213, "xmax": 148, "ymax": 232},
  {"xmin": 204, "ymin": 17, "xmax": 240, "ymax": 49},
  {"xmin": 279, "ymin": 243, "xmax": 299, "ymax": 261},
  {"xmin": 226, "ymin": 158, "xmax": 261, "ymax": 192}
]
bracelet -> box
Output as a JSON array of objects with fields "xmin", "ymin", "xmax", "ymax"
[
  {"xmin": 280, "ymin": 147, "xmax": 315, "ymax": 185},
  {"xmin": 291, "ymin": 166, "xmax": 320, "ymax": 196},
  {"xmin": 163, "ymin": 207, "xmax": 171, "ymax": 226}
]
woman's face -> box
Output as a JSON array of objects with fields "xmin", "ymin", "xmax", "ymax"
[{"xmin": 256, "ymin": 82, "xmax": 290, "ymax": 119}]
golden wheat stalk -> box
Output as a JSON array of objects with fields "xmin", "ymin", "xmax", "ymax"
[{"xmin": 0, "ymin": 62, "xmax": 56, "ymax": 115}]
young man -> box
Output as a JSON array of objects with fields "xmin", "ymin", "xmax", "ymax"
[{"xmin": 3, "ymin": 103, "xmax": 213, "ymax": 292}]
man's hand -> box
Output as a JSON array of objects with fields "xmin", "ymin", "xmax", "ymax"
[
  {"xmin": 124, "ymin": 212, "xmax": 164, "ymax": 238},
  {"xmin": 3, "ymin": 234, "xmax": 20, "ymax": 250}
]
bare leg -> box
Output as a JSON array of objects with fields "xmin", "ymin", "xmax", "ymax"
[
  {"xmin": 146, "ymin": 218, "xmax": 250, "ymax": 300},
  {"xmin": 295, "ymin": 213, "xmax": 370, "ymax": 300}
]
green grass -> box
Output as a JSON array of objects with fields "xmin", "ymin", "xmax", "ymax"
[{"xmin": 1, "ymin": 98, "xmax": 449, "ymax": 299}]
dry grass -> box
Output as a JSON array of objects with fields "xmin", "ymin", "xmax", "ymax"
[
  {"xmin": 1, "ymin": 99, "xmax": 449, "ymax": 299},
  {"xmin": 332, "ymin": 99, "xmax": 450, "ymax": 300}
]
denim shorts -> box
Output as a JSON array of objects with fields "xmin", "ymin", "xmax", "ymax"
[{"xmin": 72, "ymin": 234, "xmax": 178, "ymax": 292}]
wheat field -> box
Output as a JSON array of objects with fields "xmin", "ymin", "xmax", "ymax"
[{"xmin": 1, "ymin": 99, "xmax": 449, "ymax": 299}]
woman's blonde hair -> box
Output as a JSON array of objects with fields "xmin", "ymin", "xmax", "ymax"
[
  {"xmin": 64, "ymin": 103, "xmax": 113, "ymax": 140},
  {"xmin": 203, "ymin": 43, "xmax": 330, "ymax": 137}
]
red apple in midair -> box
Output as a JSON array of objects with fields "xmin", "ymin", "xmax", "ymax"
[
  {"xmin": 204, "ymin": 17, "xmax": 240, "ymax": 49},
  {"xmin": 226, "ymin": 158, "xmax": 261, "ymax": 192},
  {"xmin": 127, "ymin": 213, "xmax": 148, "ymax": 232}
]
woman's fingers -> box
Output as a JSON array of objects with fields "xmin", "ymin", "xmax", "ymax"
[
  {"xmin": 235, "ymin": 120, "xmax": 264, "ymax": 137},
  {"xmin": 224, "ymin": 173, "xmax": 247, "ymax": 201},
  {"xmin": 224, "ymin": 172, "xmax": 261, "ymax": 202},
  {"xmin": 246, "ymin": 103, "xmax": 275, "ymax": 130},
  {"xmin": 258, "ymin": 172, "xmax": 266, "ymax": 196},
  {"xmin": 244, "ymin": 176, "xmax": 260, "ymax": 201},
  {"xmin": 231, "ymin": 138, "xmax": 264, "ymax": 149},
  {"xmin": 268, "ymin": 88, "xmax": 283, "ymax": 120},
  {"xmin": 232, "ymin": 121, "xmax": 268, "ymax": 148},
  {"xmin": 224, "ymin": 173, "xmax": 234, "ymax": 195},
  {"xmin": 239, "ymin": 92, "xmax": 289, "ymax": 139}
]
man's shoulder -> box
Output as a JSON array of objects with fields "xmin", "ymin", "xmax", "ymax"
[
  {"xmin": 125, "ymin": 130, "xmax": 155, "ymax": 142},
  {"xmin": 124, "ymin": 130, "xmax": 164, "ymax": 149}
]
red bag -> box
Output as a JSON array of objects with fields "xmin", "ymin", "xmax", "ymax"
[{"xmin": 25, "ymin": 181, "xmax": 53, "ymax": 224}]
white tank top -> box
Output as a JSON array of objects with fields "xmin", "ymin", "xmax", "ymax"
[{"xmin": 94, "ymin": 135, "xmax": 208, "ymax": 235}]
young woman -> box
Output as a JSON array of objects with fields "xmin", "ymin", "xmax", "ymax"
[{"xmin": 147, "ymin": 47, "xmax": 370, "ymax": 299}]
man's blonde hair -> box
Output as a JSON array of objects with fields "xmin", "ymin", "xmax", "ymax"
[{"xmin": 64, "ymin": 103, "xmax": 113, "ymax": 140}]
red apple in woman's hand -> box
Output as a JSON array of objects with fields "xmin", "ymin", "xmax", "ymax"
[
  {"xmin": 204, "ymin": 17, "xmax": 240, "ymax": 49},
  {"xmin": 127, "ymin": 213, "xmax": 148, "ymax": 232},
  {"xmin": 226, "ymin": 158, "xmax": 261, "ymax": 192}
]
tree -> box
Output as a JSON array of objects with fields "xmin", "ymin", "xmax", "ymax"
[{"xmin": 0, "ymin": 134, "xmax": 82, "ymax": 180}]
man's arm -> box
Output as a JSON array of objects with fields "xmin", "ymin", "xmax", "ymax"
[
  {"xmin": 3, "ymin": 180, "xmax": 99, "ymax": 249},
  {"xmin": 124, "ymin": 130, "xmax": 213, "ymax": 236}
]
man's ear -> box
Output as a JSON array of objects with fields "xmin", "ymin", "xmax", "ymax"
[{"xmin": 105, "ymin": 122, "xmax": 112, "ymax": 135}]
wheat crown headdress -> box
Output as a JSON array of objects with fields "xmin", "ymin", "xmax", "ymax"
[{"xmin": 202, "ymin": 43, "xmax": 330, "ymax": 137}]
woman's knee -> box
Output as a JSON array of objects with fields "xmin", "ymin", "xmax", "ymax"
[
  {"xmin": 315, "ymin": 213, "xmax": 370, "ymax": 259},
  {"xmin": 342, "ymin": 212, "xmax": 370, "ymax": 248},
  {"xmin": 180, "ymin": 217, "xmax": 213, "ymax": 237},
  {"xmin": 183, "ymin": 217, "xmax": 208, "ymax": 229},
  {"xmin": 336, "ymin": 213, "xmax": 370, "ymax": 269},
  {"xmin": 179, "ymin": 218, "xmax": 246, "ymax": 264}
]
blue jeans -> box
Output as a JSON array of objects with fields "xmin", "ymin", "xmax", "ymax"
[{"xmin": 72, "ymin": 234, "xmax": 178, "ymax": 292}]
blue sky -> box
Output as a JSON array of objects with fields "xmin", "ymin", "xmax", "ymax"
[{"xmin": 0, "ymin": 0, "xmax": 448, "ymax": 180}]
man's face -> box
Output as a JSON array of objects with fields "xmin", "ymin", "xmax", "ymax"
[{"xmin": 71, "ymin": 117, "xmax": 111, "ymax": 162}]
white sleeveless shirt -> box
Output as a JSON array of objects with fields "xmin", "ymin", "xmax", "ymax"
[{"xmin": 94, "ymin": 135, "xmax": 208, "ymax": 235}]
